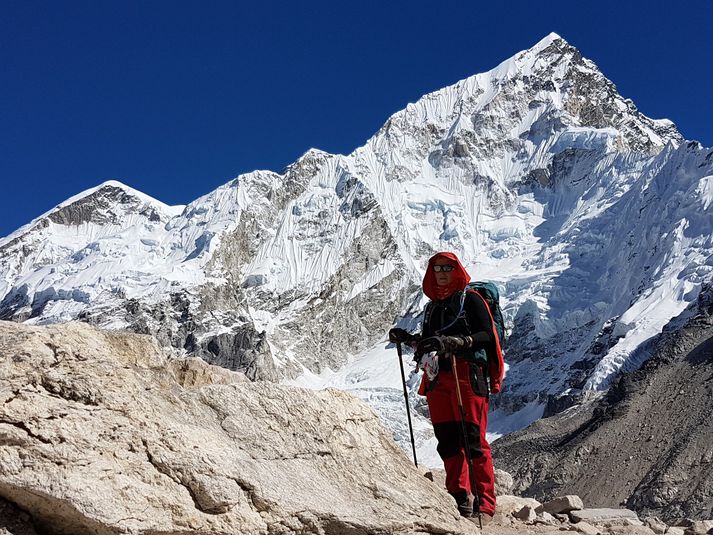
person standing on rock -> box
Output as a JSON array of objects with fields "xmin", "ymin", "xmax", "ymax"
[{"xmin": 389, "ymin": 251, "xmax": 504, "ymax": 521}]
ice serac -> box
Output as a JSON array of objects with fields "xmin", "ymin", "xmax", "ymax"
[{"xmin": 1, "ymin": 34, "xmax": 712, "ymax": 461}]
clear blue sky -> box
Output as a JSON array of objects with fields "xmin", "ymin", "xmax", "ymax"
[{"xmin": 2, "ymin": 0, "xmax": 711, "ymax": 238}]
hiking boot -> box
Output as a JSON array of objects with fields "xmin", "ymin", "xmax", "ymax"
[
  {"xmin": 458, "ymin": 502, "xmax": 473, "ymax": 518},
  {"xmin": 479, "ymin": 512, "xmax": 495, "ymax": 526},
  {"xmin": 449, "ymin": 491, "xmax": 474, "ymax": 518}
]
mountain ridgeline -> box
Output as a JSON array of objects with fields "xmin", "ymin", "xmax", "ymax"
[{"xmin": 1, "ymin": 33, "xmax": 712, "ymax": 449}]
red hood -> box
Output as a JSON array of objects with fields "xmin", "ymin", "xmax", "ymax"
[{"xmin": 422, "ymin": 252, "xmax": 471, "ymax": 301}]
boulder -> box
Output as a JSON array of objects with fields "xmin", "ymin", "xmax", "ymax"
[
  {"xmin": 683, "ymin": 520, "xmax": 713, "ymax": 535},
  {"xmin": 0, "ymin": 321, "xmax": 477, "ymax": 535},
  {"xmin": 573, "ymin": 521, "xmax": 601, "ymax": 535},
  {"xmin": 513, "ymin": 504, "xmax": 537, "ymax": 522},
  {"xmin": 495, "ymin": 468, "xmax": 514, "ymax": 495},
  {"xmin": 537, "ymin": 511, "xmax": 557, "ymax": 524},
  {"xmin": 641, "ymin": 516, "xmax": 667, "ymax": 534},
  {"xmin": 496, "ymin": 495, "xmax": 542, "ymax": 516},
  {"xmin": 538, "ymin": 495, "xmax": 584, "ymax": 515}
]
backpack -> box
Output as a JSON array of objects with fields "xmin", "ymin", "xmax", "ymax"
[
  {"xmin": 466, "ymin": 281, "xmax": 506, "ymax": 393},
  {"xmin": 466, "ymin": 281, "xmax": 505, "ymax": 344}
]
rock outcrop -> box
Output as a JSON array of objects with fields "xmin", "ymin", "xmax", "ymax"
[{"xmin": 0, "ymin": 321, "xmax": 475, "ymax": 534}]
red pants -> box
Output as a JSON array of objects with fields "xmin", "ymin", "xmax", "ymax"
[{"xmin": 426, "ymin": 359, "xmax": 496, "ymax": 515}]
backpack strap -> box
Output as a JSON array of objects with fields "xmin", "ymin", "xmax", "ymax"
[
  {"xmin": 423, "ymin": 301, "xmax": 435, "ymax": 334},
  {"xmin": 470, "ymin": 291, "xmax": 505, "ymax": 394},
  {"xmin": 434, "ymin": 289, "xmax": 469, "ymax": 335}
]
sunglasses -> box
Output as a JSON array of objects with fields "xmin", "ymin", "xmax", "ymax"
[{"xmin": 432, "ymin": 264, "xmax": 455, "ymax": 272}]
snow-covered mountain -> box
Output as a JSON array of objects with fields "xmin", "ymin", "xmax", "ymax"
[{"xmin": 2, "ymin": 33, "xmax": 712, "ymax": 464}]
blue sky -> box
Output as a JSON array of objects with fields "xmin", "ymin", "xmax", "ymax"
[{"xmin": 2, "ymin": 0, "xmax": 711, "ymax": 238}]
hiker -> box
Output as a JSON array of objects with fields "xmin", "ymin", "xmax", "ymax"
[{"xmin": 389, "ymin": 251, "xmax": 504, "ymax": 520}]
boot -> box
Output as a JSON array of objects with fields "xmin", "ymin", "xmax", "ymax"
[{"xmin": 449, "ymin": 491, "xmax": 474, "ymax": 518}]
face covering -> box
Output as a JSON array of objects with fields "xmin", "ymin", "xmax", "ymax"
[{"xmin": 422, "ymin": 251, "xmax": 471, "ymax": 301}]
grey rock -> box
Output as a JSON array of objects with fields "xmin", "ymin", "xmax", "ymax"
[
  {"xmin": 683, "ymin": 520, "xmax": 713, "ymax": 535},
  {"xmin": 190, "ymin": 328, "xmax": 275, "ymax": 381},
  {"xmin": 570, "ymin": 508, "xmax": 640, "ymax": 525},
  {"xmin": 496, "ymin": 495, "xmax": 542, "ymax": 516},
  {"xmin": 538, "ymin": 495, "xmax": 585, "ymax": 515},
  {"xmin": 495, "ymin": 468, "xmax": 515, "ymax": 495},
  {"xmin": 573, "ymin": 521, "xmax": 601, "ymax": 535},
  {"xmin": 513, "ymin": 504, "xmax": 538, "ymax": 522},
  {"xmin": 642, "ymin": 516, "xmax": 668, "ymax": 534},
  {"xmin": 536, "ymin": 511, "xmax": 558, "ymax": 524}
]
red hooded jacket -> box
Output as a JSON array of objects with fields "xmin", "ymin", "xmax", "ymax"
[{"xmin": 422, "ymin": 252, "xmax": 470, "ymax": 301}]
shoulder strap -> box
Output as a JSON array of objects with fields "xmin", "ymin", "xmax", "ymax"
[
  {"xmin": 435, "ymin": 289, "xmax": 468, "ymax": 335},
  {"xmin": 423, "ymin": 301, "xmax": 434, "ymax": 327}
]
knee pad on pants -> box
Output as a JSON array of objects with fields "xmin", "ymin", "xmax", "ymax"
[{"xmin": 433, "ymin": 421, "xmax": 483, "ymax": 459}]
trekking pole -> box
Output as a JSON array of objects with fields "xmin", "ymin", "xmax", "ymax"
[
  {"xmin": 396, "ymin": 342, "xmax": 418, "ymax": 467},
  {"xmin": 450, "ymin": 353, "xmax": 482, "ymax": 529}
]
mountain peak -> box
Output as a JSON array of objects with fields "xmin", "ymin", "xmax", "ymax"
[
  {"xmin": 373, "ymin": 33, "xmax": 680, "ymax": 160},
  {"xmin": 280, "ymin": 147, "xmax": 336, "ymax": 180},
  {"xmin": 41, "ymin": 180, "xmax": 181, "ymax": 227},
  {"xmin": 62, "ymin": 180, "xmax": 177, "ymax": 211},
  {"xmin": 531, "ymin": 31, "xmax": 566, "ymax": 51},
  {"xmin": 0, "ymin": 180, "xmax": 183, "ymax": 248},
  {"xmin": 489, "ymin": 31, "xmax": 578, "ymax": 81}
]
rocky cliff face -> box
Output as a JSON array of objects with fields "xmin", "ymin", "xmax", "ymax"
[
  {"xmin": 0, "ymin": 320, "xmax": 478, "ymax": 535},
  {"xmin": 492, "ymin": 285, "xmax": 713, "ymax": 522}
]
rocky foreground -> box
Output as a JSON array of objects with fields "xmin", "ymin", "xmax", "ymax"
[
  {"xmin": 476, "ymin": 493, "xmax": 713, "ymax": 535},
  {"xmin": 1, "ymin": 320, "xmax": 711, "ymax": 535},
  {"xmin": 0, "ymin": 321, "xmax": 473, "ymax": 534}
]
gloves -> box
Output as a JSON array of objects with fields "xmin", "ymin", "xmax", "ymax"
[
  {"xmin": 442, "ymin": 335, "xmax": 469, "ymax": 352},
  {"xmin": 416, "ymin": 335, "xmax": 471, "ymax": 355},
  {"xmin": 388, "ymin": 328, "xmax": 413, "ymax": 344}
]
